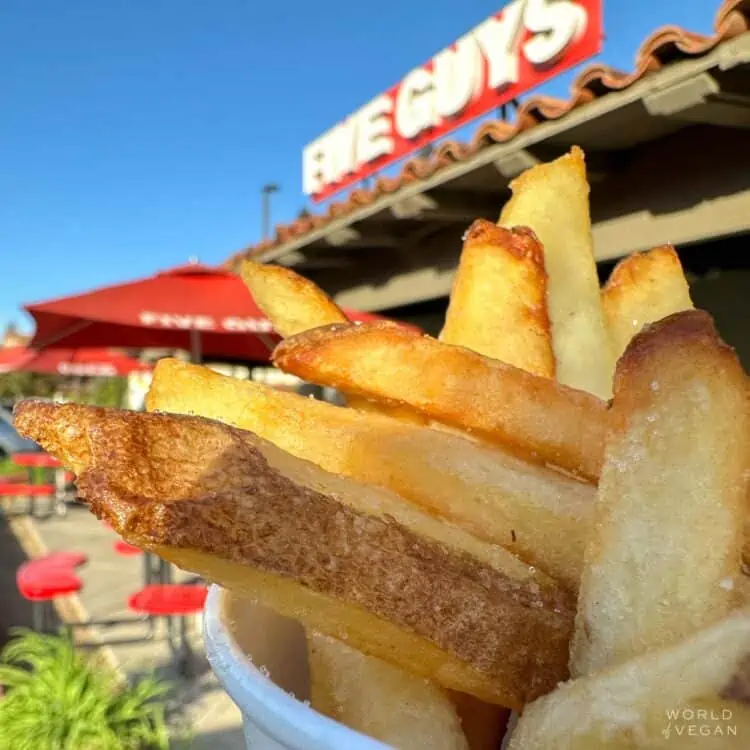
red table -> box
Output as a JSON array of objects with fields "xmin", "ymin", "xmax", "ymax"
[
  {"xmin": 17, "ymin": 552, "xmax": 88, "ymax": 632},
  {"xmin": 129, "ymin": 584, "xmax": 208, "ymax": 675}
]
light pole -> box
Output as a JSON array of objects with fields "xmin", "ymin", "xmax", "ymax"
[{"xmin": 261, "ymin": 183, "xmax": 280, "ymax": 240}]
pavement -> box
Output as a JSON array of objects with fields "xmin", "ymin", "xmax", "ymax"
[{"xmin": 1, "ymin": 500, "xmax": 245, "ymax": 749}]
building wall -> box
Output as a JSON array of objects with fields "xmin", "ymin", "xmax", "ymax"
[
  {"xmin": 682, "ymin": 232, "xmax": 749, "ymax": 368},
  {"xmin": 691, "ymin": 268, "xmax": 749, "ymax": 368},
  {"xmin": 591, "ymin": 126, "xmax": 750, "ymax": 261}
]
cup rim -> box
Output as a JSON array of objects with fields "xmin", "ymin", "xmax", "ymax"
[{"xmin": 203, "ymin": 585, "xmax": 391, "ymax": 750}]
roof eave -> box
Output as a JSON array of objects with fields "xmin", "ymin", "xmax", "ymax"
[{"xmin": 248, "ymin": 33, "xmax": 750, "ymax": 265}]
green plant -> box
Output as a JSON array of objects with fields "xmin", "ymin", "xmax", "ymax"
[
  {"xmin": 84, "ymin": 377, "xmax": 128, "ymax": 408},
  {"xmin": 0, "ymin": 629, "xmax": 171, "ymax": 749},
  {"xmin": 0, "ymin": 373, "xmax": 63, "ymax": 401}
]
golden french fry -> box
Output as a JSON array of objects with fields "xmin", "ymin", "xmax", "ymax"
[
  {"xmin": 244, "ymin": 256, "xmax": 524, "ymax": 750},
  {"xmin": 570, "ymin": 311, "xmax": 749, "ymax": 677},
  {"xmin": 147, "ymin": 358, "xmax": 594, "ymax": 590},
  {"xmin": 241, "ymin": 260, "xmax": 348, "ymax": 337},
  {"xmin": 307, "ymin": 632, "xmax": 469, "ymax": 750},
  {"xmin": 273, "ymin": 322, "xmax": 608, "ymax": 481},
  {"xmin": 441, "ymin": 219, "xmax": 559, "ymax": 744},
  {"xmin": 243, "ymin": 260, "xmax": 435, "ymax": 725},
  {"xmin": 603, "ymin": 245, "xmax": 693, "ymax": 361},
  {"xmin": 16, "ymin": 401, "xmax": 575, "ymax": 709},
  {"xmin": 499, "ymin": 147, "xmax": 615, "ymax": 399},
  {"xmin": 440, "ymin": 219, "xmax": 554, "ymax": 378},
  {"xmin": 509, "ymin": 609, "xmax": 750, "ymax": 749},
  {"xmin": 241, "ymin": 259, "xmax": 424, "ymax": 422}
]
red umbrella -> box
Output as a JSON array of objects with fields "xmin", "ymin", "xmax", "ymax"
[
  {"xmin": 0, "ymin": 346, "xmax": 151, "ymax": 377},
  {"xmin": 0, "ymin": 347, "xmax": 28, "ymax": 373},
  {"xmin": 25, "ymin": 263, "xmax": 385, "ymax": 362}
]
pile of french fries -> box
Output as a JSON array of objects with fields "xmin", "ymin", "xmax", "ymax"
[{"xmin": 15, "ymin": 147, "xmax": 749, "ymax": 749}]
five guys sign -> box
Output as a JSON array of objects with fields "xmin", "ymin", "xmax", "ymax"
[{"xmin": 303, "ymin": 0, "xmax": 602, "ymax": 201}]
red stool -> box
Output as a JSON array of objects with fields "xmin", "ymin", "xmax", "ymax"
[
  {"xmin": 114, "ymin": 539, "xmax": 142, "ymax": 556},
  {"xmin": 128, "ymin": 584, "xmax": 208, "ymax": 675},
  {"xmin": 16, "ymin": 552, "xmax": 88, "ymax": 632},
  {"xmin": 11, "ymin": 453, "xmax": 61, "ymax": 469}
]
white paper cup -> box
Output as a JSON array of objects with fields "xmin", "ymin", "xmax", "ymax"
[{"xmin": 203, "ymin": 585, "xmax": 390, "ymax": 750}]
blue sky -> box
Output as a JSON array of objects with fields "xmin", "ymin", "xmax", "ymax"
[{"xmin": 1, "ymin": 0, "xmax": 717, "ymax": 333}]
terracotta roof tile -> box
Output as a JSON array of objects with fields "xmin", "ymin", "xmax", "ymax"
[{"xmin": 226, "ymin": 0, "xmax": 750, "ymax": 267}]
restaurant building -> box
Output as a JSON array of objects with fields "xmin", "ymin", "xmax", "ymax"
[{"xmin": 227, "ymin": 0, "xmax": 750, "ymax": 366}]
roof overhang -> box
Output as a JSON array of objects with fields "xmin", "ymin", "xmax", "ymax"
[{"xmin": 248, "ymin": 32, "xmax": 750, "ymax": 269}]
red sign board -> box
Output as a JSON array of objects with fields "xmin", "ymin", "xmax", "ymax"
[{"xmin": 303, "ymin": 0, "xmax": 602, "ymax": 202}]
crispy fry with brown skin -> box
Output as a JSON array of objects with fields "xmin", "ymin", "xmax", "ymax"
[
  {"xmin": 440, "ymin": 220, "xmax": 554, "ymax": 378},
  {"xmin": 241, "ymin": 260, "xmax": 424, "ymax": 422},
  {"xmin": 499, "ymin": 147, "xmax": 615, "ymax": 399},
  {"xmin": 602, "ymin": 245, "xmax": 693, "ymax": 361},
  {"xmin": 147, "ymin": 358, "xmax": 594, "ymax": 590},
  {"xmin": 273, "ymin": 322, "xmax": 608, "ymax": 481},
  {"xmin": 509, "ymin": 609, "xmax": 750, "ymax": 749},
  {"xmin": 15, "ymin": 401, "xmax": 575, "ymax": 709},
  {"xmin": 571, "ymin": 311, "xmax": 749, "ymax": 678}
]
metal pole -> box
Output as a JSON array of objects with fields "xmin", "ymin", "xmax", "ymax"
[
  {"xmin": 32, "ymin": 602, "xmax": 44, "ymax": 632},
  {"xmin": 261, "ymin": 184, "xmax": 279, "ymax": 240},
  {"xmin": 262, "ymin": 192, "xmax": 269, "ymax": 241},
  {"xmin": 189, "ymin": 330, "xmax": 202, "ymax": 364}
]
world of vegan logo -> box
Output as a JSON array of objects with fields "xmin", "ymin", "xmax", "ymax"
[{"xmin": 662, "ymin": 708, "xmax": 737, "ymax": 739}]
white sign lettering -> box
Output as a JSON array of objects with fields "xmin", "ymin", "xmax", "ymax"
[
  {"xmin": 58, "ymin": 363, "xmax": 119, "ymax": 377},
  {"xmin": 139, "ymin": 311, "xmax": 217, "ymax": 330},
  {"xmin": 394, "ymin": 67, "xmax": 436, "ymax": 140},
  {"xmin": 524, "ymin": 0, "xmax": 588, "ymax": 64},
  {"xmin": 138, "ymin": 311, "xmax": 273, "ymax": 334},
  {"xmin": 356, "ymin": 95, "xmax": 394, "ymax": 165},
  {"xmin": 433, "ymin": 35, "xmax": 483, "ymax": 119},
  {"xmin": 475, "ymin": 0, "xmax": 526, "ymax": 89},
  {"xmin": 221, "ymin": 316, "xmax": 274, "ymax": 333},
  {"xmin": 302, "ymin": 0, "xmax": 598, "ymax": 199}
]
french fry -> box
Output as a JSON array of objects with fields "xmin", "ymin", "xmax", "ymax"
[
  {"xmin": 439, "ymin": 217, "xmax": 570, "ymax": 742},
  {"xmin": 242, "ymin": 259, "xmax": 424, "ymax": 422},
  {"xmin": 499, "ymin": 147, "xmax": 615, "ymax": 399},
  {"xmin": 307, "ymin": 632, "xmax": 469, "ymax": 750},
  {"xmin": 243, "ymin": 259, "xmax": 448, "ymax": 738},
  {"xmin": 241, "ymin": 261, "xmax": 348, "ymax": 337},
  {"xmin": 16, "ymin": 401, "xmax": 575, "ymax": 709},
  {"xmin": 234, "ymin": 253, "xmax": 554, "ymax": 741},
  {"xmin": 602, "ymin": 245, "xmax": 694, "ymax": 361},
  {"xmin": 245, "ymin": 254, "xmax": 521, "ymax": 739},
  {"xmin": 509, "ymin": 609, "xmax": 750, "ymax": 749},
  {"xmin": 273, "ymin": 322, "xmax": 608, "ymax": 481},
  {"xmin": 440, "ymin": 220, "xmax": 555, "ymax": 378},
  {"xmin": 147, "ymin": 358, "xmax": 594, "ymax": 590},
  {"xmin": 570, "ymin": 311, "xmax": 749, "ymax": 677}
]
